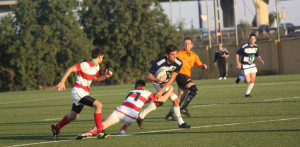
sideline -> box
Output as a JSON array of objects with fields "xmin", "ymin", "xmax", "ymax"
[{"xmin": 5, "ymin": 117, "xmax": 300, "ymax": 147}]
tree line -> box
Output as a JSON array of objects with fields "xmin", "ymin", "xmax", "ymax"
[{"xmin": 0, "ymin": 0, "xmax": 183, "ymax": 92}]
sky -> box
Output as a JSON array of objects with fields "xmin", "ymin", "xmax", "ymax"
[{"xmin": 160, "ymin": 0, "xmax": 300, "ymax": 29}]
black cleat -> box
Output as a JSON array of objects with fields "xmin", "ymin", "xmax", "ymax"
[
  {"xmin": 165, "ymin": 113, "xmax": 175, "ymax": 121},
  {"xmin": 97, "ymin": 131, "xmax": 110, "ymax": 139},
  {"xmin": 236, "ymin": 75, "xmax": 240, "ymax": 84},
  {"xmin": 245, "ymin": 94, "xmax": 252, "ymax": 98},
  {"xmin": 51, "ymin": 124, "xmax": 59, "ymax": 140},
  {"xmin": 75, "ymin": 133, "xmax": 92, "ymax": 140},
  {"xmin": 136, "ymin": 116, "xmax": 143, "ymax": 129},
  {"xmin": 180, "ymin": 108, "xmax": 191, "ymax": 117},
  {"xmin": 179, "ymin": 123, "xmax": 191, "ymax": 128}
]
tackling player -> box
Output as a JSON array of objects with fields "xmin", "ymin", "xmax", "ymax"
[
  {"xmin": 137, "ymin": 44, "xmax": 191, "ymax": 128},
  {"xmin": 75, "ymin": 80, "xmax": 174, "ymax": 139},
  {"xmin": 165, "ymin": 37, "xmax": 207, "ymax": 120},
  {"xmin": 236, "ymin": 33, "xmax": 264, "ymax": 97},
  {"xmin": 51, "ymin": 48, "xmax": 112, "ymax": 140}
]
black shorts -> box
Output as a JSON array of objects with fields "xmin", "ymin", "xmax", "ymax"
[
  {"xmin": 72, "ymin": 96, "xmax": 96, "ymax": 113},
  {"xmin": 176, "ymin": 73, "xmax": 192, "ymax": 89}
]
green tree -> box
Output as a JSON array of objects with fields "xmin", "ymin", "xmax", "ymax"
[
  {"xmin": 80, "ymin": 0, "xmax": 183, "ymax": 84},
  {"xmin": 7, "ymin": 0, "xmax": 94, "ymax": 90},
  {"xmin": 0, "ymin": 14, "xmax": 15, "ymax": 91}
]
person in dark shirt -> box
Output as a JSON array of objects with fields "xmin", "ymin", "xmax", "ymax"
[{"xmin": 214, "ymin": 43, "xmax": 229, "ymax": 80}]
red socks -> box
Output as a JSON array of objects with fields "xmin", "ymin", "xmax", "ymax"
[
  {"xmin": 94, "ymin": 113, "xmax": 103, "ymax": 133},
  {"xmin": 56, "ymin": 115, "xmax": 70, "ymax": 131}
]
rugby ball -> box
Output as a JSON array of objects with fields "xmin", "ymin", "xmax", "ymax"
[{"xmin": 154, "ymin": 68, "xmax": 167, "ymax": 83}]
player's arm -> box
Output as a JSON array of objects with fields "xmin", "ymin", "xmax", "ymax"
[
  {"xmin": 145, "ymin": 72, "xmax": 167, "ymax": 83},
  {"xmin": 236, "ymin": 54, "xmax": 242, "ymax": 69},
  {"xmin": 195, "ymin": 55, "xmax": 207, "ymax": 69},
  {"xmin": 155, "ymin": 72, "xmax": 178, "ymax": 98},
  {"xmin": 257, "ymin": 56, "xmax": 264, "ymax": 65},
  {"xmin": 57, "ymin": 65, "xmax": 77, "ymax": 92},
  {"xmin": 94, "ymin": 69, "xmax": 113, "ymax": 82}
]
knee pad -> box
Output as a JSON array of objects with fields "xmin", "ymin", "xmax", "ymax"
[
  {"xmin": 154, "ymin": 101, "xmax": 164, "ymax": 107},
  {"xmin": 188, "ymin": 85, "xmax": 198, "ymax": 97}
]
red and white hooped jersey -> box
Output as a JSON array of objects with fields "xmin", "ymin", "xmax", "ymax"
[
  {"xmin": 74, "ymin": 60, "xmax": 99, "ymax": 93},
  {"xmin": 116, "ymin": 88, "xmax": 156, "ymax": 119}
]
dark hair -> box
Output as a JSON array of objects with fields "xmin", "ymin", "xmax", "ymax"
[
  {"xmin": 249, "ymin": 33, "xmax": 256, "ymax": 39},
  {"xmin": 184, "ymin": 37, "xmax": 192, "ymax": 43},
  {"xmin": 166, "ymin": 45, "xmax": 178, "ymax": 54},
  {"xmin": 135, "ymin": 80, "xmax": 146, "ymax": 88},
  {"xmin": 92, "ymin": 48, "xmax": 104, "ymax": 58}
]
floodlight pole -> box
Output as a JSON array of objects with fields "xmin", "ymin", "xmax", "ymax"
[{"xmin": 234, "ymin": 0, "xmax": 238, "ymax": 47}]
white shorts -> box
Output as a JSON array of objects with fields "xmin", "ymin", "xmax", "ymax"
[
  {"xmin": 109, "ymin": 110, "xmax": 136, "ymax": 124},
  {"xmin": 242, "ymin": 66, "xmax": 257, "ymax": 75},
  {"xmin": 71, "ymin": 87, "xmax": 89, "ymax": 106},
  {"xmin": 152, "ymin": 82, "xmax": 178, "ymax": 101}
]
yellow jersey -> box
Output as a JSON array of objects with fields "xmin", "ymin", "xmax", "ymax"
[{"xmin": 177, "ymin": 50, "xmax": 203, "ymax": 77}]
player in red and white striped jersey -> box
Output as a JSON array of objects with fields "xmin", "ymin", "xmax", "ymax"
[
  {"xmin": 75, "ymin": 80, "xmax": 174, "ymax": 139},
  {"xmin": 51, "ymin": 48, "xmax": 113, "ymax": 140}
]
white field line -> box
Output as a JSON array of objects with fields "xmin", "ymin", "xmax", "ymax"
[
  {"xmin": 192, "ymin": 96, "xmax": 300, "ymax": 107},
  {"xmin": 0, "ymin": 92, "xmax": 126, "ymax": 105},
  {"xmin": 264, "ymin": 97, "xmax": 300, "ymax": 101},
  {"xmin": 42, "ymin": 118, "xmax": 62, "ymax": 121},
  {"xmin": 4, "ymin": 117, "xmax": 300, "ymax": 147}
]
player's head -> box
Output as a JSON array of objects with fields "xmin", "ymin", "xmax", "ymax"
[
  {"xmin": 218, "ymin": 43, "xmax": 222, "ymax": 49},
  {"xmin": 165, "ymin": 45, "xmax": 178, "ymax": 63},
  {"xmin": 248, "ymin": 33, "xmax": 256, "ymax": 45},
  {"xmin": 92, "ymin": 48, "xmax": 104, "ymax": 63},
  {"xmin": 135, "ymin": 80, "xmax": 146, "ymax": 89},
  {"xmin": 183, "ymin": 37, "xmax": 193, "ymax": 52}
]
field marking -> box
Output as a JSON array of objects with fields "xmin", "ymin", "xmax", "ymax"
[
  {"xmin": 42, "ymin": 118, "xmax": 62, "ymax": 121},
  {"xmin": 192, "ymin": 96, "xmax": 300, "ymax": 107},
  {"xmin": 4, "ymin": 117, "xmax": 300, "ymax": 147},
  {"xmin": 264, "ymin": 97, "xmax": 300, "ymax": 101},
  {"xmin": 0, "ymin": 92, "xmax": 126, "ymax": 105}
]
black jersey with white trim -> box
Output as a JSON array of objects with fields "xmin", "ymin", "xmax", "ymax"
[
  {"xmin": 236, "ymin": 43, "xmax": 260, "ymax": 65},
  {"xmin": 149, "ymin": 56, "xmax": 182, "ymax": 84}
]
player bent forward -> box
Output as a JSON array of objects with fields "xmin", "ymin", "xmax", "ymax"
[
  {"xmin": 137, "ymin": 45, "xmax": 191, "ymax": 129},
  {"xmin": 52, "ymin": 48, "xmax": 112, "ymax": 140},
  {"xmin": 75, "ymin": 80, "xmax": 174, "ymax": 139}
]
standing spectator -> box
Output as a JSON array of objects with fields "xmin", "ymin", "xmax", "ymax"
[
  {"xmin": 214, "ymin": 43, "xmax": 229, "ymax": 80},
  {"xmin": 165, "ymin": 38, "xmax": 207, "ymax": 121},
  {"xmin": 52, "ymin": 48, "xmax": 112, "ymax": 140},
  {"xmin": 236, "ymin": 33, "xmax": 264, "ymax": 97}
]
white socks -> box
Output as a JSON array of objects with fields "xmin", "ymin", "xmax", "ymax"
[
  {"xmin": 139, "ymin": 101, "xmax": 157, "ymax": 119},
  {"xmin": 246, "ymin": 83, "xmax": 254, "ymax": 95},
  {"xmin": 239, "ymin": 75, "xmax": 245, "ymax": 82},
  {"xmin": 173, "ymin": 106, "xmax": 184, "ymax": 125}
]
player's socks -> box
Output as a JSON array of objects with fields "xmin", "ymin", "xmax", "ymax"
[
  {"xmin": 181, "ymin": 95, "xmax": 194, "ymax": 109},
  {"xmin": 139, "ymin": 101, "xmax": 157, "ymax": 119},
  {"xmin": 121, "ymin": 124, "xmax": 131, "ymax": 131},
  {"xmin": 56, "ymin": 115, "xmax": 70, "ymax": 131},
  {"xmin": 245, "ymin": 83, "xmax": 254, "ymax": 95},
  {"xmin": 173, "ymin": 106, "xmax": 184, "ymax": 125},
  {"xmin": 87, "ymin": 126, "xmax": 98, "ymax": 135},
  {"xmin": 239, "ymin": 75, "xmax": 245, "ymax": 82},
  {"xmin": 94, "ymin": 113, "xmax": 103, "ymax": 134}
]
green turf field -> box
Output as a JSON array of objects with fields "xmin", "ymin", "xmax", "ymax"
[{"xmin": 0, "ymin": 74, "xmax": 300, "ymax": 147}]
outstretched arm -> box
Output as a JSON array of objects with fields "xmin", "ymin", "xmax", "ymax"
[
  {"xmin": 57, "ymin": 65, "xmax": 77, "ymax": 92},
  {"xmin": 94, "ymin": 69, "xmax": 113, "ymax": 82}
]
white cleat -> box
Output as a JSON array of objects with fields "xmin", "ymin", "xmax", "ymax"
[
  {"xmin": 75, "ymin": 133, "xmax": 92, "ymax": 140},
  {"xmin": 118, "ymin": 129, "xmax": 126, "ymax": 135}
]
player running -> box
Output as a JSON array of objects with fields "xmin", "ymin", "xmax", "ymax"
[
  {"xmin": 137, "ymin": 44, "xmax": 191, "ymax": 129},
  {"xmin": 235, "ymin": 33, "xmax": 264, "ymax": 97},
  {"xmin": 75, "ymin": 80, "xmax": 174, "ymax": 140},
  {"xmin": 51, "ymin": 48, "xmax": 112, "ymax": 140},
  {"xmin": 165, "ymin": 37, "xmax": 207, "ymax": 120}
]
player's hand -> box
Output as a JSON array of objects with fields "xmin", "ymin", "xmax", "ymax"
[
  {"xmin": 236, "ymin": 63, "xmax": 242, "ymax": 69},
  {"xmin": 214, "ymin": 62, "xmax": 216, "ymax": 66},
  {"xmin": 155, "ymin": 90, "xmax": 163, "ymax": 99},
  {"xmin": 260, "ymin": 59, "xmax": 264, "ymax": 65},
  {"xmin": 104, "ymin": 69, "xmax": 113, "ymax": 78},
  {"xmin": 158, "ymin": 75, "xmax": 167, "ymax": 83},
  {"xmin": 56, "ymin": 82, "xmax": 65, "ymax": 92},
  {"xmin": 201, "ymin": 64, "xmax": 207, "ymax": 69}
]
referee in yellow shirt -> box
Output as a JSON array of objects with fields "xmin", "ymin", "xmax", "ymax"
[{"xmin": 166, "ymin": 37, "xmax": 207, "ymax": 121}]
